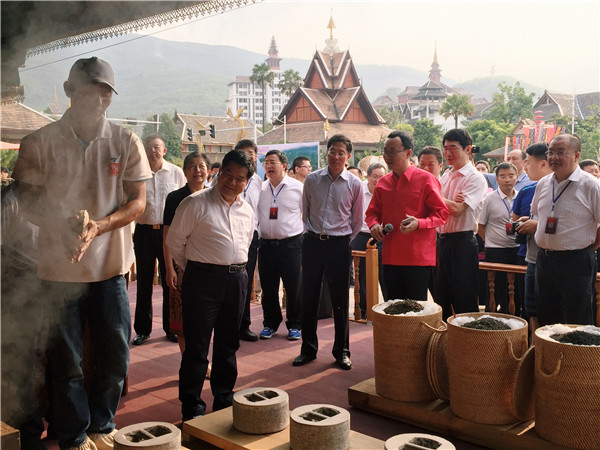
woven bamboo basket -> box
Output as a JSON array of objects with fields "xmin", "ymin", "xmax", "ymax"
[
  {"xmin": 534, "ymin": 325, "xmax": 600, "ymax": 450},
  {"xmin": 446, "ymin": 312, "xmax": 531, "ymax": 425},
  {"xmin": 372, "ymin": 301, "xmax": 444, "ymax": 402}
]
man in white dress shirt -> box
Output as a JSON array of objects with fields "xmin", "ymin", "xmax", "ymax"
[
  {"xmin": 256, "ymin": 150, "xmax": 305, "ymax": 340},
  {"xmin": 166, "ymin": 149, "xmax": 255, "ymax": 420},
  {"xmin": 235, "ymin": 139, "xmax": 263, "ymax": 342},
  {"xmin": 132, "ymin": 134, "xmax": 185, "ymax": 345},
  {"xmin": 531, "ymin": 134, "xmax": 600, "ymax": 326}
]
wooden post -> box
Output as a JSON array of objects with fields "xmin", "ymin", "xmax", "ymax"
[
  {"xmin": 352, "ymin": 254, "xmax": 362, "ymax": 320},
  {"xmin": 487, "ymin": 270, "xmax": 496, "ymax": 313},
  {"xmin": 507, "ymin": 272, "xmax": 516, "ymax": 315},
  {"xmin": 364, "ymin": 242, "xmax": 379, "ymax": 321}
]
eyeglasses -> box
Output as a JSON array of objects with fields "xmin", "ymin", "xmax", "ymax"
[
  {"xmin": 327, "ymin": 150, "xmax": 348, "ymax": 158},
  {"xmin": 545, "ymin": 151, "xmax": 575, "ymax": 158},
  {"xmin": 383, "ymin": 148, "xmax": 407, "ymax": 156}
]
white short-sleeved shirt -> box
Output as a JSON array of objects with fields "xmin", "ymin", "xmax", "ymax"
[
  {"xmin": 532, "ymin": 167, "xmax": 600, "ymax": 250},
  {"xmin": 257, "ymin": 175, "xmax": 304, "ymax": 240},
  {"xmin": 13, "ymin": 110, "xmax": 152, "ymax": 282},
  {"xmin": 136, "ymin": 160, "xmax": 185, "ymax": 225},
  {"xmin": 439, "ymin": 163, "xmax": 487, "ymax": 233},
  {"xmin": 480, "ymin": 188, "xmax": 519, "ymax": 248}
]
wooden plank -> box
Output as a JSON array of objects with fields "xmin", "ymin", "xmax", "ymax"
[
  {"xmin": 1, "ymin": 422, "xmax": 20, "ymax": 450},
  {"xmin": 348, "ymin": 378, "xmax": 570, "ymax": 450},
  {"xmin": 183, "ymin": 406, "xmax": 384, "ymax": 450}
]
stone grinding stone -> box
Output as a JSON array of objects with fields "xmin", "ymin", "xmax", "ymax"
[
  {"xmin": 114, "ymin": 422, "xmax": 180, "ymax": 450},
  {"xmin": 384, "ymin": 433, "xmax": 456, "ymax": 450},
  {"xmin": 232, "ymin": 387, "xmax": 289, "ymax": 434},
  {"xmin": 289, "ymin": 404, "xmax": 350, "ymax": 450}
]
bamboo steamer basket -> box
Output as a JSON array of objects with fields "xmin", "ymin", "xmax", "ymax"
[
  {"xmin": 446, "ymin": 312, "xmax": 533, "ymax": 425},
  {"xmin": 372, "ymin": 300, "xmax": 444, "ymax": 402},
  {"xmin": 534, "ymin": 324, "xmax": 600, "ymax": 450}
]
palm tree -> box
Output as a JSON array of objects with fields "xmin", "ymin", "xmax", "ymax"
[
  {"xmin": 439, "ymin": 94, "xmax": 475, "ymax": 128},
  {"xmin": 278, "ymin": 69, "xmax": 303, "ymax": 99},
  {"xmin": 250, "ymin": 63, "xmax": 275, "ymax": 132}
]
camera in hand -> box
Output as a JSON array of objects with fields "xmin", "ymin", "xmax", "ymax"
[{"xmin": 506, "ymin": 221, "xmax": 527, "ymax": 244}]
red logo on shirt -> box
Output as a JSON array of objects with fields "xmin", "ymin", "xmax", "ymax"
[{"xmin": 109, "ymin": 159, "xmax": 120, "ymax": 176}]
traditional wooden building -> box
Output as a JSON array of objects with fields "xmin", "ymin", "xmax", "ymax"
[
  {"xmin": 0, "ymin": 102, "xmax": 54, "ymax": 143},
  {"xmin": 257, "ymin": 17, "xmax": 390, "ymax": 163},
  {"xmin": 534, "ymin": 90, "xmax": 600, "ymax": 121}
]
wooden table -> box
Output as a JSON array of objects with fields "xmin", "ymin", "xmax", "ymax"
[{"xmin": 183, "ymin": 407, "xmax": 384, "ymax": 450}]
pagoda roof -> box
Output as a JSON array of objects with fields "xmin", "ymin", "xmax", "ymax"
[
  {"xmin": 175, "ymin": 113, "xmax": 262, "ymax": 146},
  {"xmin": 1, "ymin": 102, "xmax": 54, "ymax": 140}
]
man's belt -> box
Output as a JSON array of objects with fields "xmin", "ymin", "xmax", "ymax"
[
  {"xmin": 438, "ymin": 231, "xmax": 474, "ymax": 239},
  {"xmin": 137, "ymin": 223, "xmax": 162, "ymax": 230},
  {"xmin": 306, "ymin": 231, "xmax": 348, "ymax": 241},
  {"xmin": 260, "ymin": 234, "xmax": 303, "ymax": 245},
  {"xmin": 187, "ymin": 260, "xmax": 247, "ymax": 273},
  {"xmin": 539, "ymin": 245, "xmax": 593, "ymax": 256}
]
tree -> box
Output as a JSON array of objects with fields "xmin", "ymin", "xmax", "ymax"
[
  {"xmin": 142, "ymin": 112, "xmax": 182, "ymax": 163},
  {"xmin": 250, "ymin": 63, "xmax": 275, "ymax": 133},
  {"xmin": 376, "ymin": 107, "xmax": 405, "ymax": 129},
  {"xmin": 278, "ymin": 69, "xmax": 303, "ymax": 98},
  {"xmin": 485, "ymin": 81, "xmax": 535, "ymax": 124},
  {"xmin": 575, "ymin": 105, "xmax": 600, "ymax": 160},
  {"xmin": 412, "ymin": 119, "xmax": 443, "ymax": 153},
  {"xmin": 439, "ymin": 94, "xmax": 475, "ymax": 128},
  {"xmin": 465, "ymin": 119, "xmax": 513, "ymax": 160}
]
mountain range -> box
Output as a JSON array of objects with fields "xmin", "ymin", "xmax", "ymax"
[{"xmin": 18, "ymin": 34, "xmax": 545, "ymax": 120}]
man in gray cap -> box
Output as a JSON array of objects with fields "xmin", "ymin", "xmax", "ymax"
[{"xmin": 13, "ymin": 57, "xmax": 151, "ymax": 450}]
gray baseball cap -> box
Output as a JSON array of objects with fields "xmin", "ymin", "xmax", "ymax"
[{"xmin": 68, "ymin": 57, "xmax": 118, "ymax": 94}]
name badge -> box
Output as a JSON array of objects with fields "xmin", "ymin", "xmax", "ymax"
[
  {"xmin": 269, "ymin": 207, "xmax": 278, "ymax": 220},
  {"xmin": 545, "ymin": 217, "xmax": 558, "ymax": 234}
]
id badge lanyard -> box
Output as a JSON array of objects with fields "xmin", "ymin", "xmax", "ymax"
[
  {"xmin": 243, "ymin": 178, "xmax": 253, "ymax": 199},
  {"xmin": 269, "ymin": 182, "xmax": 285, "ymax": 219},
  {"xmin": 551, "ymin": 180, "xmax": 572, "ymax": 218}
]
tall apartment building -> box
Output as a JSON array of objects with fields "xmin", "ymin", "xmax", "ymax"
[{"xmin": 226, "ymin": 37, "xmax": 289, "ymax": 127}]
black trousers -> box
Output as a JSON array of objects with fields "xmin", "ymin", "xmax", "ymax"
[
  {"xmin": 383, "ymin": 265, "xmax": 431, "ymax": 301},
  {"xmin": 258, "ymin": 234, "xmax": 303, "ymax": 331},
  {"xmin": 435, "ymin": 231, "xmax": 480, "ymax": 320},
  {"xmin": 240, "ymin": 231, "xmax": 258, "ymax": 332},
  {"xmin": 301, "ymin": 233, "xmax": 351, "ymax": 358},
  {"xmin": 483, "ymin": 246, "xmax": 520, "ymax": 315},
  {"xmin": 535, "ymin": 246, "xmax": 595, "ymax": 326},
  {"xmin": 350, "ymin": 232, "xmax": 388, "ymax": 315},
  {"xmin": 133, "ymin": 224, "xmax": 169, "ymax": 336},
  {"xmin": 179, "ymin": 261, "xmax": 247, "ymax": 420}
]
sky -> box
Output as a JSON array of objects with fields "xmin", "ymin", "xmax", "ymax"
[{"xmin": 139, "ymin": 0, "xmax": 600, "ymax": 94}]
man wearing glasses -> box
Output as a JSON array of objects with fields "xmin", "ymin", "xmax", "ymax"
[
  {"xmin": 293, "ymin": 134, "xmax": 363, "ymax": 370},
  {"xmin": 531, "ymin": 134, "xmax": 600, "ymax": 326},
  {"xmin": 292, "ymin": 156, "xmax": 312, "ymax": 183},
  {"xmin": 435, "ymin": 129, "xmax": 487, "ymax": 320}
]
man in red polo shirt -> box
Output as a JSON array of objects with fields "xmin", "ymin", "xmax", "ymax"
[{"xmin": 366, "ymin": 131, "xmax": 449, "ymax": 300}]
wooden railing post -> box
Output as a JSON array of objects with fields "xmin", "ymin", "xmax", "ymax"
[
  {"xmin": 364, "ymin": 242, "xmax": 379, "ymax": 321},
  {"xmin": 507, "ymin": 272, "xmax": 516, "ymax": 315},
  {"xmin": 352, "ymin": 254, "xmax": 362, "ymax": 320},
  {"xmin": 487, "ymin": 269, "xmax": 496, "ymax": 313}
]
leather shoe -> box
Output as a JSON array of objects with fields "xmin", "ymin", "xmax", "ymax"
[
  {"xmin": 334, "ymin": 353, "xmax": 352, "ymax": 370},
  {"xmin": 239, "ymin": 328, "xmax": 258, "ymax": 342},
  {"xmin": 131, "ymin": 334, "xmax": 149, "ymax": 346},
  {"xmin": 166, "ymin": 332, "xmax": 178, "ymax": 343},
  {"xmin": 293, "ymin": 353, "xmax": 316, "ymax": 366}
]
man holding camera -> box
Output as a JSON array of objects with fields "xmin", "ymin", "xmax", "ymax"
[{"xmin": 477, "ymin": 162, "xmax": 520, "ymax": 314}]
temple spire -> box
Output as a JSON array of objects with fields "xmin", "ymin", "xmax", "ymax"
[
  {"xmin": 266, "ymin": 36, "xmax": 281, "ymax": 70},
  {"xmin": 324, "ymin": 13, "xmax": 339, "ymax": 55},
  {"xmin": 429, "ymin": 44, "xmax": 441, "ymax": 84}
]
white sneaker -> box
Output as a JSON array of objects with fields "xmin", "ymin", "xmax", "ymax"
[
  {"xmin": 87, "ymin": 429, "xmax": 118, "ymax": 450},
  {"xmin": 65, "ymin": 436, "xmax": 98, "ymax": 450}
]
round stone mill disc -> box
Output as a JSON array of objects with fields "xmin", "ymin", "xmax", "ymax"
[
  {"xmin": 290, "ymin": 404, "xmax": 350, "ymax": 450},
  {"xmin": 232, "ymin": 387, "xmax": 289, "ymax": 434},
  {"xmin": 114, "ymin": 422, "xmax": 180, "ymax": 450}
]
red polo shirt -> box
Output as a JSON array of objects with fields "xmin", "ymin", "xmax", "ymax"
[{"xmin": 365, "ymin": 165, "xmax": 448, "ymax": 266}]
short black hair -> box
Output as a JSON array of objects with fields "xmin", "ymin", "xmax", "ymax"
[
  {"xmin": 292, "ymin": 156, "xmax": 310, "ymax": 172},
  {"xmin": 443, "ymin": 128, "xmax": 473, "ymax": 148},
  {"xmin": 210, "ymin": 162, "xmax": 221, "ymax": 170},
  {"xmin": 144, "ymin": 134, "xmax": 164, "ymax": 147},
  {"xmin": 347, "ymin": 166, "xmax": 363, "ymax": 176},
  {"xmin": 235, "ymin": 139, "xmax": 257, "ymax": 152},
  {"xmin": 494, "ymin": 162, "xmax": 517, "ymax": 175},
  {"xmin": 327, "ymin": 134, "xmax": 352, "ymax": 154},
  {"xmin": 419, "ymin": 146, "xmax": 443, "ymax": 164},
  {"xmin": 183, "ymin": 151, "xmax": 210, "ymax": 170},
  {"xmin": 222, "ymin": 149, "xmax": 255, "ymax": 179},
  {"xmin": 387, "ymin": 130, "xmax": 414, "ymax": 151},
  {"xmin": 526, "ymin": 142, "xmax": 549, "ymax": 160},
  {"xmin": 265, "ymin": 149, "xmax": 288, "ymax": 165},
  {"xmin": 579, "ymin": 159, "xmax": 599, "ymax": 170},
  {"xmin": 367, "ymin": 163, "xmax": 386, "ymax": 176}
]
